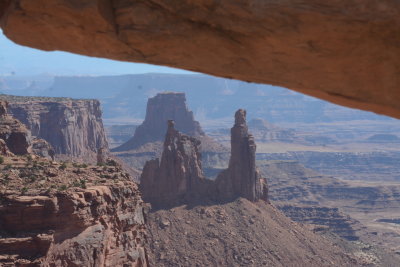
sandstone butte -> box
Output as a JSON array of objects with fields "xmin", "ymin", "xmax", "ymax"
[
  {"xmin": 140, "ymin": 109, "xmax": 268, "ymax": 208},
  {"xmin": 1, "ymin": 1, "xmax": 400, "ymax": 119}
]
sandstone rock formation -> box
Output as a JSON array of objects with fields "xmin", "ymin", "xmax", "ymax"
[
  {"xmin": 113, "ymin": 92, "xmax": 204, "ymax": 152},
  {"xmin": 2, "ymin": 1, "xmax": 400, "ymax": 119},
  {"xmin": 31, "ymin": 137, "xmax": 55, "ymax": 160},
  {"xmin": 0, "ymin": 95, "xmax": 108, "ymax": 162},
  {"xmin": 0, "ymin": 151, "xmax": 148, "ymax": 266},
  {"xmin": 0, "ymin": 100, "xmax": 31, "ymax": 155},
  {"xmin": 215, "ymin": 110, "xmax": 268, "ymax": 202},
  {"xmin": 112, "ymin": 92, "xmax": 228, "ymax": 171},
  {"xmin": 140, "ymin": 109, "xmax": 267, "ymax": 208},
  {"xmin": 140, "ymin": 120, "xmax": 208, "ymax": 207}
]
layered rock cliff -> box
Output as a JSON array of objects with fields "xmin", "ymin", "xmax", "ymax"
[
  {"xmin": 113, "ymin": 92, "xmax": 204, "ymax": 152},
  {"xmin": 140, "ymin": 109, "xmax": 267, "ymax": 208},
  {"xmin": 0, "ymin": 100, "xmax": 31, "ymax": 155},
  {"xmin": 0, "ymin": 150, "xmax": 148, "ymax": 267},
  {"xmin": 0, "ymin": 95, "xmax": 108, "ymax": 162}
]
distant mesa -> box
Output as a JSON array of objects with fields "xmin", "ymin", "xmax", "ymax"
[
  {"xmin": 248, "ymin": 118, "xmax": 297, "ymax": 143},
  {"xmin": 140, "ymin": 109, "xmax": 268, "ymax": 208},
  {"xmin": 248, "ymin": 118, "xmax": 278, "ymax": 130},
  {"xmin": 112, "ymin": 92, "xmax": 204, "ymax": 152},
  {"xmin": 111, "ymin": 92, "xmax": 228, "ymax": 171},
  {"xmin": 367, "ymin": 134, "xmax": 400, "ymax": 143}
]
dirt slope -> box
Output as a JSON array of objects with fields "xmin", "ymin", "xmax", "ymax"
[{"xmin": 146, "ymin": 199, "xmax": 361, "ymax": 267}]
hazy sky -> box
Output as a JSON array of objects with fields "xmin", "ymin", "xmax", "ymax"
[{"xmin": 0, "ymin": 31, "xmax": 193, "ymax": 76}]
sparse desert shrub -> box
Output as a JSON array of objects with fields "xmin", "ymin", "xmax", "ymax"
[
  {"xmin": 72, "ymin": 179, "xmax": 86, "ymax": 189},
  {"xmin": 21, "ymin": 187, "xmax": 28, "ymax": 195},
  {"xmin": 0, "ymin": 156, "xmax": 4, "ymax": 164},
  {"xmin": 58, "ymin": 184, "xmax": 68, "ymax": 191},
  {"xmin": 106, "ymin": 159, "xmax": 118, "ymax": 167},
  {"xmin": 59, "ymin": 162, "xmax": 67, "ymax": 170},
  {"xmin": 3, "ymin": 164, "xmax": 12, "ymax": 170}
]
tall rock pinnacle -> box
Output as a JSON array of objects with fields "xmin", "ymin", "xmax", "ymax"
[
  {"xmin": 140, "ymin": 109, "xmax": 268, "ymax": 208},
  {"xmin": 140, "ymin": 120, "xmax": 208, "ymax": 207},
  {"xmin": 113, "ymin": 92, "xmax": 204, "ymax": 152},
  {"xmin": 215, "ymin": 109, "xmax": 268, "ymax": 202}
]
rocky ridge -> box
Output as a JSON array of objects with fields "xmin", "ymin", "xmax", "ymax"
[
  {"xmin": 146, "ymin": 198, "xmax": 362, "ymax": 266},
  {"xmin": 140, "ymin": 109, "xmax": 268, "ymax": 208},
  {"xmin": 0, "ymin": 95, "xmax": 108, "ymax": 163}
]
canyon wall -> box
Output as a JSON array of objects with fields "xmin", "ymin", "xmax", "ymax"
[
  {"xmin": 0, "ymin": 95, "xmax": 108, "ymax": 162},
  {"xmin": 0, "ymin": 100, "xmax": 31, "ymax": 155},
  {"xmin": 2, "ymin": 0, "xmax": 400, "ymax": 119}
]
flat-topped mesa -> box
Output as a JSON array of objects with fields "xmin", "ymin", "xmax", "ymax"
[
  {"xmin": 216, "ymin": 109, "xmax": 268, "ymax": 202},
  {"xmin": 140, "ymin": 109, "xmax": 268, "ymax": 208},
  {"xmin": 113, "ymin": 92, "xmax": 204, "ymax": 152},
  {"xmin": 140, "ymin": 120, "xmax": 208, "ymax": 207},
  {"xmin": 0, "ymin": 101, "xmax": 31, "ymax": 155}
]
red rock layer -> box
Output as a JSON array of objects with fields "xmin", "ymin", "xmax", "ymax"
[{"xmin": 0, "ymin": 184, "xmax": 148, "ymax": 267}]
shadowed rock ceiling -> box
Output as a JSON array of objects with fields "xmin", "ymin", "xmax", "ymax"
[{"xmin": 1, "ymin": 0, "xmax": 399, "ymax": 118}]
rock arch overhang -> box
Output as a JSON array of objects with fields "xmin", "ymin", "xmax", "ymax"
[{"xmin": 1, "ymin": 0, "xmax": 400, "ymax": 119}]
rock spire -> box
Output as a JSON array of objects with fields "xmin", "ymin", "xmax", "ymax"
[{"xmin": 140, "ymin": 109, "xmax": 268, "ymax": 208}]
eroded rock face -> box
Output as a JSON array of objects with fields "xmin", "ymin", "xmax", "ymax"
[
  {"xmin": 140, "ymin": 109, "xmax": 267, "ymax": 208},
  {"xmin": 215, "ymin": 109, "xmax": 268, "ymax": 202},
  {"xmin": 0, "ymin": 100, "xmax": 31, "ymax": 155},
  {"xmin": 0, "ymin": 153, "xmax": 149, "ymax": 267},
  {"xmin": 0, "ymin": 185, "xmax": 148, "ymax": 267},
  {"xmin": 113, "ymin": 92, "xmax": 204, "ymax": 152},
  {"xmin": 1, "ymin": 1, "xmax": 400, "ymax": 118},
  {"xmin": 1, "ymin": 95, "xmax": 108, "ymax": 162},
  {"xmin": 31, "ymin": 138, "xmax": 55, "ymax": 160},
  {"xmin": 140, "ymin": 120, "xmax": 209, "ymax": 207}
]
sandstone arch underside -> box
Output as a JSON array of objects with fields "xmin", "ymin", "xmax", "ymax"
[{"xmin": 1, "ymin": 0, "xmax": 400, "ymax": 118}]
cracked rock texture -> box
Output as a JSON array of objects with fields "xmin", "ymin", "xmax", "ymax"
[
  {"xmin": 1, "ymin": 0, "xmax": 400, "ymax": 118},
  {"xmin": 0, "ymin": 185, "xmax": 148, "ymax": 267},
  {"xmin": 0, "ymin": 153, "xmax": 149, "ymax": 267}
]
